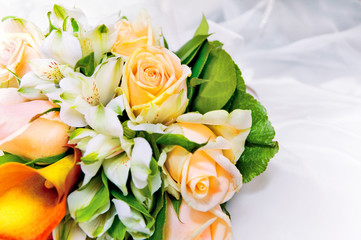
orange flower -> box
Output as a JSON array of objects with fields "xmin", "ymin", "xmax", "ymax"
[{"xmin": 0, "ymin": 149, "xmax": 81, "ymax": 240}]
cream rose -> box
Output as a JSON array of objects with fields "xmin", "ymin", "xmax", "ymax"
[
  {"xmin": 163, "ymin": 110, "xmax": 252, "ymax": 212},
  {"xmin": 122, "ymin": 45, "xmax": 191, "ymax": 124},
  {"xmin": 111, "ymin": 10, "xmax": 160, "ymax": 57},
  {"xmin": 0, "ymin": 18, "xmax": 43, "ymax": 88},
  {"xmin": 0, "ymin": 89, "xmax": 69, "ymax": 160},
  {"xmin": 164, "ymin": 198, "xmax": 232, "ymax": 240}
]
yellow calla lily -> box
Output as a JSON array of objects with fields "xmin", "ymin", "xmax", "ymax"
[{"xmin": 0, "ymin": 149, "xmax": 81, "ymax": 240}]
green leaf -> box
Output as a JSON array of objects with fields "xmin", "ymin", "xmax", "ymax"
[
  {"xmin": 220, "ymin": 203, "xmax": 231, "ymax": 219},
  {"xmin": 162, "ymin": 34, "xmax": 169, "ymax": 49},
  {"xmin": 75, "ymin": 173, "xmax": 110, "ymax": 222},
  {"xmin": 230, "ymin": 69, "xmax": 278, "ymax": 183},
  {"xmin": 122, "ymin": 121, "xmax": 137, "ymax": 139},
  {"xmin": 111, "ymin": 190, "xmax": 152, "ymax": 219},
  {"xmin": 81, "ymin": 152, "xmax": 99, "ymax": 164},
  {"xmin": 175, "ymin": 34, "xmax": 209, "ymax": 64},
  {"xmin": 74, "ymin": 52, "xmax": 95, "ymax": 77},
  {"xmin": 71, "ymin": 18, "xmax": 79, "ymax": 33},
  {"xmin": 168, "ymin": 194, "xmax": 182, "ymax": 221},
  {"xmin": 29, "ymin": 107, "xmax": 60, "ymax": 123},
  {"xmin": 25, "ymin": 152, "xmax": 67, "ymax": 165},
  {"xmin": 194, "ymin": 14, "xmax": 209, "ymax": 36},
  {"xmin": 149, "ymin": 193, "xmax": 167, "ymax": 240},
  {"xmin": 237, "ymin": 142, "xmax": 278, "ymax": 183},
  {"xmin": 0, "ymin": 152, "xmax": 27, "ymax": 165},
  {"xmin": 1, "ymin": 16, "xmax": 16, "ymax": 22},
  {"xmin": 152, "ymin": 133, "xmax": 207, "ymax": 154},
  {"xmin": 107, "ymin": 217, "xmax": 127, "ymax": 240},
  {"xmin": 192, "ymin": 47, "xmax": 237, "ymax": 113}
]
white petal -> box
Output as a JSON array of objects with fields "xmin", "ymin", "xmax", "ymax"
[
  {"xmin": 103, "ymin": 154, "xmax": 130, "ymax": 195},
  {"xmin": 130, "ymin": 137, "xmax": 152, "ymax": 189},
  {"xmin": 78, "ymin": 206, "xmax": 116, "ymax": 238},
  {"xmin": 127, "ymin": 121, "xmax": 167, "ymax": 134},
  {"xmin": 85, "ymin": 104, "xmax": 123, "ymax": 137},
  {"xmin": 112, "ymin": 199, "xmax": 151, "ymax": 236},
  {"xmin": 52, "ymin": 218, "xmax": 87, "ymax": 240},
  {"xmin": 67, "ymin": 176, "xmax": 110, "ymax": 222},
  {"xmin": 41, "ymin": 30, "xmax": 82, "ymax": 68},
  {"xmin": 94, "ymin": 57, "xmax": 123, "ymax": 105}
]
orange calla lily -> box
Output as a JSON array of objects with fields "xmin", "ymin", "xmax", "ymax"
[{"xmin": 0, "ymin": 149, "xmax": 81, "ymax": 240}]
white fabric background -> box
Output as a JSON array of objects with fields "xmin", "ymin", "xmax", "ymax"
[{"xmin": 1, "ymin": 0, "xmax": 361, "ymax": 239}]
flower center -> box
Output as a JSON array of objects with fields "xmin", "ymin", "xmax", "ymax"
[{"xmin": 82, "ymin": 81, "xmax": 100, "ymax": 106}]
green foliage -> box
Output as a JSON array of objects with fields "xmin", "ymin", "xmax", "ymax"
[
  {"xmin": 74, "ymin": 52, "xmax": 95, "ymax": 77},
  {"xmin": 175, "ymin": 15, "xmax": 278, "ymax": 183}
]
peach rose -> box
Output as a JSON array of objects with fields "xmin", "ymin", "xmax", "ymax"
[
  {"xmin": 163, "ymin": 110, "xmax": 252, "ymax": 212},
  {"xmin": 0, "ymin": 89, "xmax": 69, "ymax": 160},
  {"xmin": 122, "ymin": 45, "xmax": 191, "ymax": 124},
  {"xmin": 0, "ymin": 18, "xmax": 43, "ymax": 88},
  {"xmin": 164, "ymin": 198, "xmax": 232, "ymax": 240},
  {"xmin": 111, "ymin": 10, "xmax": 160, "ymax": 57}
]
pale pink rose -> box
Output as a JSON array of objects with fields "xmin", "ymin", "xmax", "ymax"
[
  {"xmin": 0, "ymin": 18, "xmax": 43, "ymax": 88},
  {"xmin": 165, "ymin": 122, "xmax": 243, "ymax": 212},
  {"xmin": 111, "ymin": 10, "xmax": 160, "ymax": 57},
  {"xmin": 0, "ymin": 90, "xmax": 69, "ymax": 159},
  {"xmin": 164, "ymin": 198, "xmax": 232, "ymax": 240}
]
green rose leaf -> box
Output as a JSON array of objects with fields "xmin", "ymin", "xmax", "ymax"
[
  {"xmin": 192, "ymin": 46, "xmax": 237, "ymax": 113},
  {"xmin": 151, "ymin": 133, "xmax": 207, "ymax": 154},
  {"xmin": 194, "ymin": 14, "xmax": 209, "ymax": 36},
  {"xmin": 230, "ymin": 70, "xmax": 279, "ymax": 183}
]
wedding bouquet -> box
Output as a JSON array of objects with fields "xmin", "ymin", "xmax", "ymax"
[{"xmin": 0, "ymin": 5, "xmax": 278, "ymax": 240}]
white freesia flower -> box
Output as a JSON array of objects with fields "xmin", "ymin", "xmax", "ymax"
[
  {"xmin": 112, "ymin": 199, "xmax": 151, "ymax": 239},
  {"xmin": 41, "ymin": 30, "xmax": 82, "ymax": 68}
]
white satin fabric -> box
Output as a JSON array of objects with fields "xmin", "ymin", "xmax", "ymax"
[{"xmin": 1, "ymin": 0, "xmax": 361, "ymax": 239}]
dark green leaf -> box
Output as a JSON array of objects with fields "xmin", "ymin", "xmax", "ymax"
[
  {"xmin": 175, "ymin": 34, "xmax": 209, "ymax": 63},
  {"xmin": 169, "ymin": 194, "xmax": 182, "ymax": 221},
  {"xmin": 152, "ymin": 133, "xmax": 207, "ymax": 153},
  {"xmin": 230, "ymin": 69, "xmax": 278, "ymax": 183},
  {"xmin": 122, "ymin": 121, "xmax": 136, "ymax": 139},
  {"xmin": 25, "ymin": 152, "xmax": 67, "ymax": 165},
  {"xmin": 194, "ymin": 14, "xmax": 209, "ymax": 36},
  {"xmin": 193, "ymin": 47, "xmax": 237, "ymax": 113},
  {"xmin": 237, "ymin": 142, "xmax": 278, "ymax": 183},
  {"xmin": 149, "ymin": 193, "xmax": 167, "ymax": 240},
  {"xmin": 74, "ymin": 52, "xmax": 95, "ymax": 77},
  {"xmin": 0, "ymin": 152, "xmax": 27, "ymax": 166},
  {"xmin": 162, "ymin": 34, "xmax": 169, "ymax": 49},
  {"xmin": 107, "ymin": 217, "xmax": 127, "ymax": 240},
  {"xmin": 220, "ymin": 203, "xmax": 231, "ymax": 219}
]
